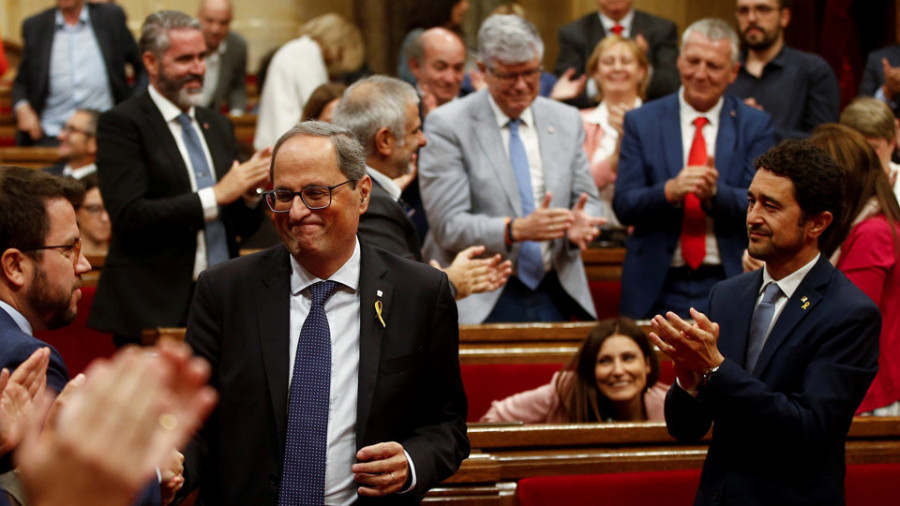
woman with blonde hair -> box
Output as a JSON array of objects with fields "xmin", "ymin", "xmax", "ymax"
[
  {"xmin": 809, "ymin": 124, "xmax": 900, "ymax": 416},
  {"xmin": 580, "ymin": 36, "xmax": 649, "ymax": 226},
  {"xmin": 254, "ymin": 13, "xmax": 364, "ymax": 149},
  {"xmin": 481, "ymin": 317, "xmax": 669, "ymax": 423}
]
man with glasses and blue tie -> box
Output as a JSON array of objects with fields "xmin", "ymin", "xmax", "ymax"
[
  {"xmin": 650, "ymin": 140, "xmax": 880, "ymax": 504},
  {"xmin": 89, "ymin": 10, "xmax": 271, "ymax": 347},
  {"xmin": 181, "ymin": 121, "xmax": 469, "ymax": 504},
  {"xmin": 419, "ymin": 14, "xmax": 605, "ymax": 324}
]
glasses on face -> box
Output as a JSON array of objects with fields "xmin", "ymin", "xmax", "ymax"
[
  {"xmin": 22, "ymin": 238, "xmax": 82, "ymax": 267},
  {"xmin": 263, "ymin": 179, "xmax": 355, "ymax": 213},
  {"xmin": 735, "ymin": 4, "xmax": 778, "ymax": 17},
  {"xmin": 60, "ymin": 124, "xmax": 94, "ymax": 137},
  {"xmin": 80, "ymin": 204, "xmax": 106, "ymax": 216},
  {"xmin": 488, "ymin": 66, "xmax": 542, "ymax": 84}
]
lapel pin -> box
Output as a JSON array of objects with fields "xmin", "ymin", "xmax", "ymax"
[
  {"xmin": 376, "ymin": 289, "xmax": 383, "ymax": 297},
  {"xmin": 547, "ymin": 126, "xmax": 555, "ymax": 134},
  {"xmin": 374, "ymin": 300, "xmax": 386, "ymax": 328},
  {"xmin": 800, "ymin": 296, "xmax": 809, "ymax": 310}
]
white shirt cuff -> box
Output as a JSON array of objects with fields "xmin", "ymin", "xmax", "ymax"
[
  {"xmin": 198, "ymin": 187, "xmax": 219, "ymax": 220},
  {"xmin": 400, "ymin": 449, "xmax": 417, "ymax": 494}
]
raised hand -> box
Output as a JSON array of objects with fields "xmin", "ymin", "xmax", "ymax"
[{"xmin": 567, "ymin": 192, "xmax": 605, "ymax": 249}]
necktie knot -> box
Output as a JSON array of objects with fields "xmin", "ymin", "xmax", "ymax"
[
  {"xmin": 176, "ymin": 113, "xmax": 193, "ymax": 129},
  {"xmin": 508, "ymin": 118, "xmax": 522, "ymax": 134},
  {"xmin": 760, "ymin": 282, "xmax": 782, "ymax": 304},
  {"xmin": 693, "ymin": 116, "xmax": 709, "ymax": 130},
  {"xmin": 309, "ymin": 280, "xmax": 338, "ymax": 308},
  {"xmin": 611, "ymin": 24, "xmax": 624, "ymax": 35}
]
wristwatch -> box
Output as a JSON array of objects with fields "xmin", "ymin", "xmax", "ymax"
[{"xmin": 700, "ymin": 364, "xmax": 720, "ymax": 387}]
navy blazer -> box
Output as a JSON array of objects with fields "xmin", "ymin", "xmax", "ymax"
[
  {"xmin": 859, "ymin": 44, "xmax": 900, "ymax": 116},
  {"xmin": 12, "ymin": 3, "xmax": 143, "ymax": 115},
  {"xmin": 613, "ymin": 93, "xmax": 775, "ymax": 319},
  {"xmin": 665, "ymin": 256, "xmax": 880, "ymax": 505},
  {"xmin": 0, "ymin": 308, "xmax": 69, "ymax": 393}
]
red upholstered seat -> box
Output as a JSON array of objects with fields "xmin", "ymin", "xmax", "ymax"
[
  {"xmin": 34, "ymin": 285, "xmax": 116, "ymax": 377},
  {"xmin": 517, "ymin": 469, "xmax": 701, "ymax": 506},
  {"xmin": 461, "ymin": 363, "xmax": 562, "ymax": 422},
  {"xmin": 846, "ymin": 463, "xmax": 900, "ymax": 505},
  {"xmin": 589, "ymin": 280, "xmax": 621, "ymax": 320}
]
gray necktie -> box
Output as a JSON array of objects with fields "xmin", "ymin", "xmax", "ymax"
[
  {"xmin": 176, "ymin": 113, "xmax": 229, "ymax": 267},
  {"xmin": 745, "ymin": 282, "xmax": 782, "ymax": 371}
]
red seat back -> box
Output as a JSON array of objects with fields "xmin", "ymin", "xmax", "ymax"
[
  {"xmin": 461, "ymin": 363, "xmax": 562, "ymax": 422},
  {"xmin": 35, "ymin": 285, "xmax": 116, "ymax": 377}
]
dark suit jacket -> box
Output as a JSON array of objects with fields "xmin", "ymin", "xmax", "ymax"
[
  {"xmin": 554, "ymin": 9, "xmax": 679, "ymax": 107},
  {"xmin": 359, "ymin": 178, "xmax": 423, "ymax": 262},
  {"xmin": 41, "ymin": 162, "xmax": 66, "ymax": 177},
  {"xmin": 859, "ymin": 44, "xmax": 900, "ymax": 115},
  {"xmin": 88, "ymin": 91, "xmax": 262, "ymax": 340},
  {"xmin": 12, "ymin": 3, "xmax": 143, "ymax": 118},
  {"xmin": 208, "ymin": 31, "xmax": 248, "ymax": 113},
  {"xmin": 182, "ymin": 242, "xmax": 469, "ymax": 505},
  {"xmin": 665, "ymin": 256, "xmax": 880, "ymax": 505},
  {"xmin": 613, "ymin": 93, "xmax": 775, "ymax": 319},
  {"xmin": 0, "ymin": 308, "xmax": 68, "ymax": 393}
]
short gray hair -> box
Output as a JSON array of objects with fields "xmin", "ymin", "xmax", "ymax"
[
  {"xmin": 404, "ymin": 29, "xmax": 426, "ymax": 67},
  {"xmin": 681, "ymin": 18, "xmax": 740, "ymax": 63},
  {"xmin": 332, "ymin": 76, "xmax": 419, "ymax": 156},
  {"xmin": 139, "ymin": 10, "xmax": 202, "ymax": 59},
  {"xmin": 270, "ymin": 121, "xmax": 366, "ymax": 184},
  {"xmin": 477, "ymin": 14, "xmax": 544, "ymax": 68}
]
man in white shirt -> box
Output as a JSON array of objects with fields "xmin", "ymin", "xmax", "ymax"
[
  {"xmin": 42, "ymin": 109, "xmax": 99, "ymax": 179},
  {"xmin": 89, "ymin": 10, "xmax": 270, "ymax": 346}
]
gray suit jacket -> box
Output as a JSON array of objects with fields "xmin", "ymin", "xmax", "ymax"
[
  {"xmin": 209, "ymin": 31, "xmax": 248, "ymax": 113},
  {"xmin": 419, "ymin": 90, "xmax": 601, "ymax": 323}
]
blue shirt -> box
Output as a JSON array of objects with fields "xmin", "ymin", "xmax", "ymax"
[
  {"xmin": 728, "ymin": 46, "xmax": 839, "ymax": 141},
  {"xmin": 41, "ymin": 7, "xmax": 113, "ymax": 137}
]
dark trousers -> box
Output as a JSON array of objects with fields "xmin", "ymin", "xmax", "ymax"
[{"xmin": 485, "ymin": 271, "xmax": 592, "ymax": 323}]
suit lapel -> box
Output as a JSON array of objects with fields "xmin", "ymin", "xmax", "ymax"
[
  {"xmin": 471, "ymin": 92, "xmax": 522, "ymax": 214},
  {"xmin": 87, "ymin": 5, "xmax": 114, "ymax": 76},
  {"xmin": 256, "ymin": 247, "xmax": 293, "ymax": 445},
  {"xmin": 140, "ymin": 93, "xmax": 193, "ymax": 192},
  {"xmin": 715, "ymin": 96, "xmax": 738, "ymax": 183},
  {"xmin": 718, "ymin": 271, "xmax": 763, "ymax": 368},
  {"xmin": 661, "ymin": 96, "xmax": 683, "ymax": 178},
  {"xmin": 356, "ymin": 242, "xmax": 391, "ymax": 447},
  {"xmin": 587, "ymin": 15, "xmax": 605, "ymax": 55},
  {"xmin": 533, "ymin": 99, "xmax": 564, "ymax": 203},
  {"xmin": 196, "ymin": 108, "xmax": 230, "ymax": 180},
  {"xmin": 753, "ymin": 257, "xmax": 830, "ymax": 376},
  {"xmin": 36, "ymin": 13, "xmax": 55, "ymax": 100}
]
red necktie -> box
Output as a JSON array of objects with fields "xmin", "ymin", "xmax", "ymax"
[
  {"xmin": 681, "ymin": 117, "xmax": 708, "ymax": 269},
  {"xmin": 611, "ymin": 24, "xmax": 624, "ymax": 35}
]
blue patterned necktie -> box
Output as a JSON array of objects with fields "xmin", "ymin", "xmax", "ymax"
[
  {"xmin": 745, "ymin": 282, "xmax": 782, "ymax": 371},
  {"xmin": 508, "ymin": 118, "xmax": 544, "ymax": 290},
  {"xmin": 279, "ymin": 280, "xmax": 338, "ymax": 505},
  {"xmin": 176, "ymin": 113, "xmax": 229, "ymax": 267}
]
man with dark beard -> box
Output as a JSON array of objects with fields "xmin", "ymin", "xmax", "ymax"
[
  {"xmin": 0, "ymin": 166, "xmax": 88, "ymax": 393},
  {"xmin": 728, "ymin": 0, "xmax": 839, "ymax": 140},
  {"xmin": 89, "ymin": 10, "xmax": 272, "ymax": 346}
]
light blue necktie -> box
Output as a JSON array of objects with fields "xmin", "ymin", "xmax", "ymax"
[
  {"xmin": 176, "ymin": 113, "xmax": 229, "ymax": 267},
  {"xmin": 508, "ymin": 118, "xmax": 544, "ymax": 290},
  {"xmin": 745, "ymin": 282, "xmax": 782, "ymax": 371},
  {"xmin": 279, "ymin": 280, "xmax": 338, "ymax": 505}
]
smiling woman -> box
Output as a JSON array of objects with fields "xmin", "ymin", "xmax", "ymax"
[{"xmin": 479, "ymin": 317, "xmax": 670, "ymax": 423}]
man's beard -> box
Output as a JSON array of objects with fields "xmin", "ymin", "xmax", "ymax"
[
  {"xmin": 158, "ymin": 70, "xmax": 205, "ymax": 110},
  {"xmin": 744, "ymin": 25, "xmax": 780, "ymax": 51},
  {"xmin": 27, "ymin": 266, "xmax": 77, "ymax": 330}
]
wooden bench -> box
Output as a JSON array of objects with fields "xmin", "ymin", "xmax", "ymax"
[{"xmin": 0, "ymin": 146, "xmax": 59, "ymax": 168}]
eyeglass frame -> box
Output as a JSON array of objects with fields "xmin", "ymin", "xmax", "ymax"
[
  {"xmin": 60, "ymin": 124, "xmax": 95, "ymax": 137},
  {"xmin": 735, "ymin": 4, "xmax": 780, "ymax": 17},
  {"xmin": 487, "ymin": 65, "xmax": 543, "ymax": 84},
  {"xmin": 263, "ymin": 179, "xmax": 357, "ymax": 213},
  {"xmin": 19, "ymin": 238, "xmax": 83, "ymax": 267}
]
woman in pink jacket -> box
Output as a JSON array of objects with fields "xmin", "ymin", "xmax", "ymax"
[
  {"xmin": 810, "ymin": 124, "xmax": 900, "ymax": 416},
  {"xmin": 481, "ymin": 317, "xmax": 669, "ymax": 423}
]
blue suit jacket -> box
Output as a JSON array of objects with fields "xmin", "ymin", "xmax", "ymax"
[
  {"xmin": 665, "ymin": 256, "xmax": 880, "ymax": 505},
  {"xmin": 613, "ymin": 93, "xmax": 775, "ymax": 319},
  {"xmin": 0, "ymin": 308, "xmax": 68, "ymax": 393}
]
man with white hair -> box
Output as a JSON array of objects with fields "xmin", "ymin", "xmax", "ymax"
[
  {"xmin": 419, "ymin": 14, "xmax": 604, "ymax": 324},
  {"xmin": 613, "ymin": 18, "xmax": 775, "ymax": 320},
  {"xmin": 89, "ymin": 10, "xmax": 271, "ymax": 346}
]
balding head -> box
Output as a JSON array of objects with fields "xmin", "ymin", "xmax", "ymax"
[
  {"xmin": 409, "ymin": 27, "xmax": 466, "ymax": 106},
  {"xmin": 198, "ymin": 0, "xmax": 232, "ymax": 51}
]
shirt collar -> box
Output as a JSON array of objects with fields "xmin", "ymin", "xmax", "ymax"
[
  {"xmin": 290, "ymin": 238, "xmax": 361, "ymax": 296},
  {"xmin": 0, "ymin": 301, "xmax": 33, "ymax": 336},
  {"xmin": 487, "ymin": 93, "xmax": 535, "ymax": 129},
  {"xmin": 761, "ymin": 253, "xmax": 820, "ymax": 300},
  {"xmin": 55, "ymin": 6, "xmax": 89, "ymax": 28},
  {"xmin": 598, "ymin": 9, "xmax": 635, "ymax": 34},
  {"xmin": 148, "ymin": 84, "xmax": 196, "ymax": 124},
  {"xmin": 740, "ymin": 45, "xmax": 789, "ymax": 69},
  {"xmin": 367, "ymin": 167, "xmax": 402, "ymax": 201},
  {"xmin": 678, "ymin": 86, "xmax": 724, "ymax": 129}
]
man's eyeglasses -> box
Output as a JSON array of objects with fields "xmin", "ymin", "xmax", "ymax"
[
  {"xmin": 488, "ymin": 66, "xmax": 542, "ymax": 84},
  {"xmin": 80, "ymin": 204, "xmax": 106, "ymax": 216},
  {"xmin": 263, "ymin": 180, "xmax": 355, "ymax": 213},
  {"xmin": 60, "ymin": 124, "xmax": 95, "ymax": 137},
  {"xmin": 735, "ymin": 5, "xmax": 778, "ymax": 17},
  {"xmin": 21, "ymin": 238, "xmax": 82, "ymax": 267}
]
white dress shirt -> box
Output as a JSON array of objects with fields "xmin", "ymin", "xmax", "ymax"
[
  {"xmin": 288, "ymin": 239, "xmax": 416, "ymax": 504},
  {"xmin": 61, "ymin": 162, "xmax": 97, "ymax": 180},
  {"xmin": 200, "ymin": 39, "xmax": 226, "ymax": 109},
  {"xmin": 671, "ymin": 87, "xmax": 724, "ymax": 268},
  {"xmin": 487, "ymin": 95, "xmax": 552, "ymax": 272},
  {"xmin": 148, "ymin": 85, "xmax": 219, "ymax": 280}
]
